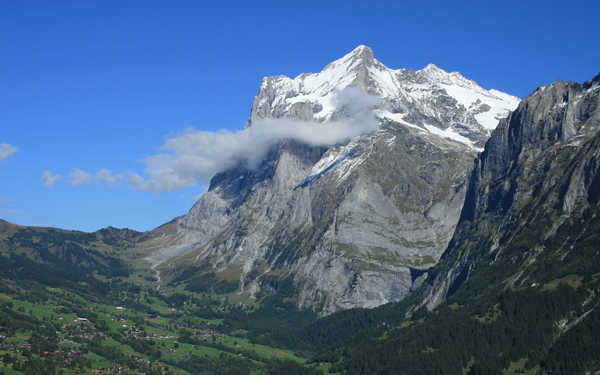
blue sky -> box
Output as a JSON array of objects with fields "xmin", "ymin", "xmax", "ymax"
[{"xmin": 1, "ymin": 0, "xmax": 598, "ymax": 232}]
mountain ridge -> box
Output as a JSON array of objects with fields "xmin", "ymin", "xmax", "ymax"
[
  {"xmin": 3, "ymin": 47, "xmax": 600, "ymax": 375},
  {"xmin": 134, "ymin": 45, "xmax": 520, "ymax": 315},
  {"xmin": 418, "ymin": 71, "xmax": 600, "ymax": 310},
  {"xmin": 311, "ymin": 71, "xmax": 600, "ymax": 375},
  {"xmin": 249, "ymin": 45, "xmax": 519, "ymax": 148}
]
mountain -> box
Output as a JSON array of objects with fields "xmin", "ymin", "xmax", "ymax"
[
  {"xmin": 421, "ymin": 72, "xmax": 600, "ymax": 309},
  {"xmin": 317, "ymin": 73, "xmax": 600, "ymax": 375},
  {"xmin": 250, "ymin": 45, "xmax": 518, "ymax": 147},
  {"xmin": 136, "ymin": 45, "xmax": 519, "ymax": 314},
  {"xmin": 0, "ymin": 219, "xmax": 135, "ymax": 291},
  {"xmin": 2, "ymin": 48, "xmax": 598, "ymax": 375}
]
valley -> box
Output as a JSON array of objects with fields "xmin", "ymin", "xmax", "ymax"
[
  {"xmin": 0, "ymin": 221, "xmax": 327, "ymax": 374},
  {"xmin": 1, "ymin": 45, "xmax": 599, "ymax": 375},
  {"xmin": 0, "ymin": 269, "xmax": 323, "ymax": 375}
]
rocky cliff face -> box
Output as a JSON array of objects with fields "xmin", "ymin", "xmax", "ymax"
[
  {"xmin": 139, "ymin": 45, "xmax": 519, "ymax": 314},
  {"xmin": 421, "ymin": 73, "xmax": 600, "ymax": 309}
]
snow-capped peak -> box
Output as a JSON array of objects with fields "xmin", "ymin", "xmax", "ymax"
[
  {"xmin": 337, "ymin": 44, "xmax": 375, "ymax": 64},
  {"xmin": 249, "ymin": 45, "xmax": 520, "ymax": 146},
  {"xmin": 420, "ymin": 64, "xmax": 478, "ymax": 90},
  {"xmin": 423, "ymin": 63, "xmax": 444, "ymax": 73},
  {"xmin": 320, "ymin": 45, "xmax": 381, "ymax": 73}
]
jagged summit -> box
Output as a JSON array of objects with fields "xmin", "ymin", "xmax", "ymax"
[
  {"xmin": 422, "ymin": 62, "xmax": 459, "ymax": 77},
  {"xmin": 423, "ymin": 62, "xmax": 441, "ymax": 71},
  {"xmin": 318, "ymin": 45, "xmax": 380, "ymax": 76},
  {"xmin": 249, "ymin": 45, "xmax": 519, "ymax": 147},
  {"xmin": 337, "ymin": 44, "xmax": 375, "ymax": 64},
  {"xmin": 350, "ymin": 44, "xmax": 372, "ymax": 54}
]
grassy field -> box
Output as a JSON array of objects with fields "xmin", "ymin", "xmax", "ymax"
[{"xmin": 0, "ymin": 280, "xmax": 325, "ymax": 375}]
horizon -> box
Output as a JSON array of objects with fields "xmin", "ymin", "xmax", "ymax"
[{"xmin": 1, "ymin": 1, "xmax": 599, "ymax": 232}]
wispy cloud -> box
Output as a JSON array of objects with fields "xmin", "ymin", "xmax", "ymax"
[
  {"xmin": 70, "ymin": 168, "xmax": 92, "ymax": 187},
  {"xmin": 130, "ymin": 88, "xmax": 379, "ymax": 192},
  {"xmin": 96, "ymin": 168, "xmax": 124, "ymax": 187},
  {"xmin": 62, "ymin": 168, "xmax": 125, "ymax": 187},
  {"xmin": 128, "ymin": 117, "xmax": 376, "ymax": 192},
  {"xmin": 0, "ymin": 142, "xmax": 18, "ymax": 162},
  {"xmin": 42, "ymin": 170, "xmax": 61, "ymax": 188}
]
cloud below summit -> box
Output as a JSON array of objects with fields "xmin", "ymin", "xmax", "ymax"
[{"xmin": 131, "ymin": 115, "xmax": 377, "ymax": 192}]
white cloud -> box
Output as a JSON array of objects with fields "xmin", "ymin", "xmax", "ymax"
[
  {"xmin": 0, "ymin": 143, "xmax": 18, "ymax": 162},
  {"xmin": 96, "ymin": 168, "xmax": 124, "ymax": 187},
  {"xmin": 70, "ymin": 168, "xmax": 92, "ymax": 186},
  {"xmin": 130, "ymin": 115, "xmax": 377, "ymax": 192},
  {"xmin": 129, "ymin": 88, "xmax": 380, "ymax": 193},
  {"xmin": 330, "ymin": 86, "xmax": 381, "ymax": 116},
  {"xmin": 42, "ymin": 170, "xmax": 61, "ymax": 188}
]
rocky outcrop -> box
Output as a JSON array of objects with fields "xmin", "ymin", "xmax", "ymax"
[
  {"xmin": 421, "ymin": 73, "xmax": 600, "ymax": 309},
  {"xmin": 138, "ymin": 45, "xmax": 519, "ymax": 314}
]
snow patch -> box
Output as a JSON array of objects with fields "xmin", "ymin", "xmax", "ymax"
[
  {"xmin": 376, "ymin": 110, "xmax": 480, "ymax": 150},
  {"xmin": 335, "ymin": 153, "xmax": 367, "ymax": 182},
  {"xmin": 586, "ymin": 82, "xmax": 600, "ymax": 93},
  {"xmin": 375, "ymin": 110, "xmax": 425, "ymax": 132},
  {"xmin": 309, "ymin": 147, "xmax": 349, "ymax": 177},
  {"xmin": 441, "ymin": 81, "xmax": 519, "ymax": 130},
  {"xmin": 386, "ymin": 136, "xmax": 396, "ymax": 147},
  {"xmin": 423, "ymin": 124, "xmax": 481, "ymax": 151}
]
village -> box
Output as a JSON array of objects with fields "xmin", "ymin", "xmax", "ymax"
[
  {"xmin": 0, "ymin": 279, "xmax": 312, "ymax": 375},
  {"xmin": 0, "ymin": 302, "xmax": 233, "ymax": 375}
]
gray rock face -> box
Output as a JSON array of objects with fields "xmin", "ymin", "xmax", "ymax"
[
  {"xmin": 420, "ymin": 73, "xmax": 600, "ymax": 310},
  {"xmin": 140, "ymin": 45, "xmax": 520, "ymax": 314}
]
